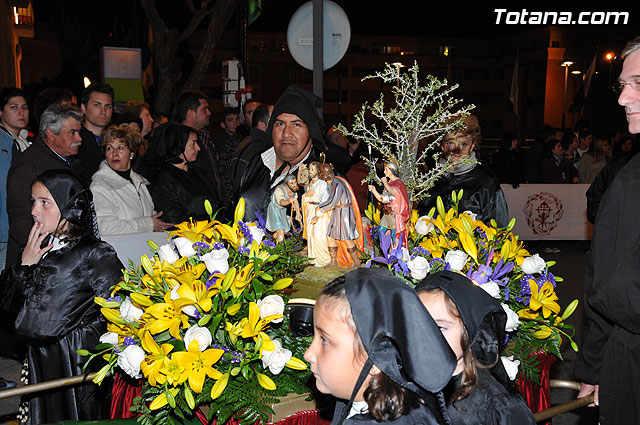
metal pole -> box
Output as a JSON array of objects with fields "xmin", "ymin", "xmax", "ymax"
[
  {"xmin": 0, "ymin": 372, "xmax": 111, "ymax": 400},
  {"xmin": 562, "ymin": 65, "xmax": 568, "ymax": 129},
  {"xmin": 312, "ymin": 0, "xmax": 323, "ymax": 111}
]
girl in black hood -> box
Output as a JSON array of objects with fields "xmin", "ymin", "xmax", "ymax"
[
  {"xmin": 1, "ymin": 169, "xmax": 123, "ymax": 424},
  {"xmin": 304, "ymin": 269, "xmax": 456, "ymax": 424},
  {"xmin": 416, "ymin": 271, "xmax": 536, "ymax": 425}
]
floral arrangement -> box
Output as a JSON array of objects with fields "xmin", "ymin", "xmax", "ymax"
[
  {"xmin": 364, "ymin": 191, "xmax": 579, "ymax": 383},
  {"xmin": 82, "ymin": 200, "xmax": 312, "ymax": 425}
]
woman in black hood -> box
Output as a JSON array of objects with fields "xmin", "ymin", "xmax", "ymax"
[{"xmin": 147, "ymin": 122, "xmax": 216, "ymax": 224}]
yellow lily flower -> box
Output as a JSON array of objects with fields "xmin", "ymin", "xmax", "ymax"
[
  {"xmin": 215, "ymin": 222, "xmax": 242, "ymax": 249},
  {"xmin": 532, "ymin": 325, "xmax": 553, "ymax": 339},
  {"xmin": 517, "ymin": 308, "xmax": 540, "ymax": 320},
  {"xmin": 499, "ymin": 235, "xmax": 530, "ymax": 266},
  {"xmin": 172, "ymin": 340, "xmax": 224, "ymax": 393},
  {"xmin": 174, "ymin": 264, "xmax": 217, "ymax": 314},
  {"xmin": 143, "ymin": 296, "xmax": 190, "ymax": 340},
  {"xmin": 528, "ymin": 280, "xmax": 561, "ymax": 319},
  {"xmin": 365, "ymin": 203, "xmax": 381, "ymax": 226},
  {"xmin": 160, "ymin": 357, "xmax": 186, "ymax": 387},
  {"xmin": 420, "ymin": 235, "xmax": 457, "ymax": 258},
  {"xmin": 168, "ymin": 219, "xmax": 215, "ymax": 243},
  {"xmin": 241, "ymin": 302, "xmax": 279, "ymax": 351},
  {"xmin": 231, "ymin": 263, "xmax": 256, "ymax": 298},
  {"xmin": 140, "ymin": 331, "xmax": 173, "ymax": 386},
  {"xmin": 226, "ymin": 318, "xmax": 247, "ymax": 345}
]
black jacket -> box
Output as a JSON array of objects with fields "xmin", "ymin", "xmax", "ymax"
[
  {"xmin": 418, "ymin": 164, "xmax": 509, "ymax": 227},
  {"xmin": 0, "ymin": 236, "xmax": 123, "ymax": 424},
  {"xmin": 76, "ymin": 126, "xmax": 104, "ymax": 182},
  {"xmin": 151, "ymin": 164, "xmax": 213, "ymax": 225},
  {"xmin": 443, "ymin": 370, "xmax": 535, "ymax": 425},
  {"xmin": 331, "ymin": 399, "xmax": 445, "ymax": 425},
  {"xmin": 573, "ymin": 150, "xmax": 640, "ymax": 424}
]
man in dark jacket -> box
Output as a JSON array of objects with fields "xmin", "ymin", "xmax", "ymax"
[
  {"xmin": 231, "ymin": 86, "xmax": 325, "ymax": 223},
  {"xmin": 574, "ymin": 35, "xmax": 640, "ymax": 425},
  {"xmin": 76, "ymin": 83, "xmax": 114, "ymax": 181},
  {"xmin": 6, "ymin": 103, "xmax": 84, "ymax": 265}
]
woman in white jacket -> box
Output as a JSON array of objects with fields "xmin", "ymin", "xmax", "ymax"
[{"xmin": 90, "ymin": 124, "xmax": 173, "ymax": 235}]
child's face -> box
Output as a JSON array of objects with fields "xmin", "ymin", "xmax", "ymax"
[
  {"xmin": 419, "ymin": 291, "xmax": 465, "ymax": 374},
  {"xmin": 304, "ymin": 301, "xmax": 372, "ymax": 401}
]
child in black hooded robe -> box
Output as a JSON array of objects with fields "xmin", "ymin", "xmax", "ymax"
[{"xmin": 416, "ymin": 270, "xmax": 536, "ymax": 425}]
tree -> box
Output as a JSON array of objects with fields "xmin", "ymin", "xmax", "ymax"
[
  {"xmin": 338, "ymin": 62, "xmax": 475, "ymax": 203},
  {"xmin": 138, "ymin": 0, "xmax": 238, "ymax": 114}
]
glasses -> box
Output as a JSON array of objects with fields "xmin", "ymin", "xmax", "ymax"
[{"xmin": 612, "ymin": 79, "xmax": 640, "ymax": 94}]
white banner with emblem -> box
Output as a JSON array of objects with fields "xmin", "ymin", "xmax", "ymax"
[{"xmin": 501, "ymin": 184, "xmax": 593, "ymax": 241}]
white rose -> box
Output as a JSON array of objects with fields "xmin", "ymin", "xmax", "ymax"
[
  {"xmin": 501, "ymin": 303, "xmax": 521, "ymax": 332},
  {"xmin": 99, "ymin": 332, "xmax": 119, "ymax": 346},
  {"xmin": 462, "ymin": 210, "xmax": 478, "ymax": 221},
  {"xmin": 261, "ymin": 339, "xmax": 292, "ymax": 375},
  {"xmin": 170, "ymin": 285, "xmax": 197, "ymax": 317},
  {"xmin": 174, "ymin": 237, "xmax": 197, "ymax": 258},
  {"xmin": 248, "ymin": 225, "xmax": 265, "ymax": 245},
  {"xmin": 257, "ymin": 295, "xmax": 285, "ymax": 324},
  {"xmin": 501, "ymin": 355, "xmax": 521, "ymax": 381},
  {"xmin": 117, "ymin": 345, "xmax": 146, "ymax": 379},
  {"xmin": 445, "ymin": 250, "xmax": 468, "ymax": 272},
  {"xmin": 200, "ymin": 248, "xmax": 229, "ymax": 274},
  {"xmin": 119, "ymin": 297, "xmax": 144, "ymax": 322},
  {"xmin": 184, "ymin": 325, "xmax": 213, "ymax": 352},
  {"xmin": 479, "ymin": 281, "xmax": 501, "ymax": 299},
  {"xmin": 406, "ymin": 256, "xmax": 431, "ymax": 280},
  {"xmin": 414, "ymin": 216, "xmax": 434, "ymax": 235},
  {"xmin": 157, "ymin": 243, "xmax": 180, "ymax": 264},
  {"xmin": 521, "ymin": 254, "xmax": 546, "ymax": 275}
]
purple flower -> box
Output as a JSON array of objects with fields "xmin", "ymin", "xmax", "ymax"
[{"xmin": 470, "ymin": 265, "xmax": 493, "ymax": 284}]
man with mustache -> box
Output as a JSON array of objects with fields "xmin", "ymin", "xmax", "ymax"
[
  {"xmin": 6, "ymin": 103, "xmax": 84, "ymax": 265},
  {"xmin": 232, "ymin": 86, "xmax": 324, "ymax": 223},
  {"xmin": 574, "ymin": 35, "xmax": 640, "ymax": 425}
]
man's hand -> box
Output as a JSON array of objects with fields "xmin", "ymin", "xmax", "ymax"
[{"xmin": 577, "ymin": 383, "xmax": 599, "ymax": 406}]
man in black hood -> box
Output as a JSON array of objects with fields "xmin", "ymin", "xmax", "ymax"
[{"xmin": 231, "ymin": 86, "xmax": 325, "ymax": 223}]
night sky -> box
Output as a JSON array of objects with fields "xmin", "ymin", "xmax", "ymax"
[{"xmin": 31, "ymin": 1, "xmax": 640, "ymax": 39}]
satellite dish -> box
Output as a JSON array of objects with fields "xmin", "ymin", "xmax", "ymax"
[{"xmin": 287, "ymin": 1, "xmax": 351, "ymax": 71}]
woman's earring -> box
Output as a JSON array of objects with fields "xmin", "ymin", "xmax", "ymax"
[{"xmin": 130, "ymin": 154, "xmax": 134, "ymax": 159}]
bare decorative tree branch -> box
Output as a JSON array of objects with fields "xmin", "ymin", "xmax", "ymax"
[{"xmin": 338, "ymin": 62, "xmax": 475, "ymax": 203}]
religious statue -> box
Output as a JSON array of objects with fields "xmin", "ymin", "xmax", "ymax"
[
  {"xmin": 299, "ymin": 162, "xmax": 331, "ymax": 267},
  {"xmin": 312, "ymin": 163, "xmax": 364, "ymax": 268},
  {"xmin": 368, "ymin": 160, "xmax": 410, "ymax": 248},
  {"xmin": 266, "ymin": 174, "xmax": 302, "ymax": 243}
]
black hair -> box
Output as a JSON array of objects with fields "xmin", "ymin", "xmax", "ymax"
[
  {"xmin": 0, "ymin": 87, "xmax": 28, "ymax": 109},
  {"xmin": 220, "ymin": 107, "xmax": 240, "ymax": 123},
  {"xmin": 80, "ymin": 83, "xmax": 114, "ymax": 106},
  {"xmin": 172, "ymin": 89, "xmax": 208, "ymax": 123},
  {"xmin": 251, "ymin": 104, "xmax": 271, "ymax": 128}
]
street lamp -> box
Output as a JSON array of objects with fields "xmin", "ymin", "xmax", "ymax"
[
  {"xmin": 560, "ymin": 60, "xmax": 574, "ymax": 129},
  {"xmin": 605, "ymin": 52, "xmax": 615, "ymax": 84}
]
